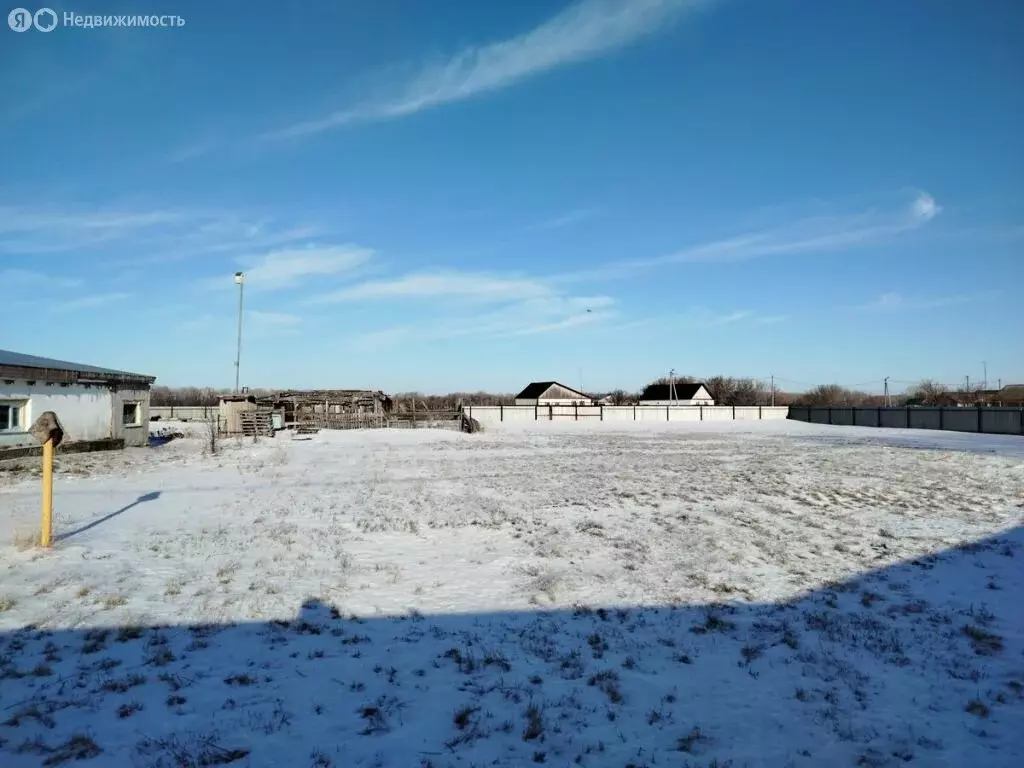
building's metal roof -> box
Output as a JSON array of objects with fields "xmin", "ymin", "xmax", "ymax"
[
  {"xmin": 515, "ymin": 381, "xmax": 591, "ymax": 400},
  {"xmin": 0, "ymin": 348, "xmax": 154, "ymax": 381},
  {"xmin": 639, "ymin": 382, "xmax": 709, "ymax": 401}
]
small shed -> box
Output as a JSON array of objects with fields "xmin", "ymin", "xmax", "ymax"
[
  {"xmin": 218, "ymin": 395, "xmax": 256, "ymax": 435},
  {"xmin": 514, "ymin": 381, "xmax": 594, "ymax": 407}
]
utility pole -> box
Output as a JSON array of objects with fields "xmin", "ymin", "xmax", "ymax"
[
  {"xmin": 233, "ymin": 272, "xmax": 245, "ymax": 393},
  {"xmin": 669, "ymin": 368, "xmax": 677, "ymax": 404},
  {"xmin": 982, "ymin": 361, "xmax": 987, "ymax": 391},
  {"xmin": 883, "ymin": 376, "xmax": 890, "ymax": 407}
]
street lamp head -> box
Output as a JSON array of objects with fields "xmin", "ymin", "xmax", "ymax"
[{"xmin": 233, "ymin": 272, "xmax": 245, "ymax": 284}]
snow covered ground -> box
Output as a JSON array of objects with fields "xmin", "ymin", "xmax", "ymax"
[{"xmin": 0, "ymin": 421, "xmax": 1021, "ymax": 767}]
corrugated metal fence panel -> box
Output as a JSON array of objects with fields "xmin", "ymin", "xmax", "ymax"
[
  {"xmin": 981, "ymin": 409, "xmax": 1022, "ymax": 435},
  {"xmin": 789, "ymin": 406, "xmax": 1022, "ymax": 436},
  {"xmin": 908, "ymin": 408, "xmax": 941, "ymax": 430}
]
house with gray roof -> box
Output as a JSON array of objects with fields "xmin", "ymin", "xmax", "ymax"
[
  {"xmin": 0, "ymin": 349, "xmax": 156, "ymax": 453},
  {"xmin": 513, "ymin": 381, "xmax": 594, "ymax": 406}
]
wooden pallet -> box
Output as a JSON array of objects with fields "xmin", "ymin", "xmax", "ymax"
[
  {"xmin": 294, "ymin": 414, "xmax": 320, "ymax": 435},
  {"xmin": 239, "ymin": 411, "xmax": 274, "ymax": 437}
]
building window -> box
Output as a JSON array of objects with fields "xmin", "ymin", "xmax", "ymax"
[
  {"xmin": 0, "ymin": 401, "xmax": 25, "ymax": 432},
  {"xmin": 122, "ymin": 402, "xmax": 141, "ymax": 426}
]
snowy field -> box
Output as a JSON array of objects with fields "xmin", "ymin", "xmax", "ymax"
[{"xmin": 0, "ymin": 420, "xmax": 1022, "ymax": 767}]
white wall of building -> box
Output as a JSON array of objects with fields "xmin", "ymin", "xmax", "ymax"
[
  {"xmin": 642, "ymin": 399, "xmax": 715, "ymax": 407},
  {"xmin": 515, "ymin": 398, "xmax": 594, "ymax": 406},
  {"xmin": 111, "ymin": 387, "xmax": 152, "ymax": 447},
  {"xmin": 0, "ymin": 381, "xmax": 112, "ymax": 448}
]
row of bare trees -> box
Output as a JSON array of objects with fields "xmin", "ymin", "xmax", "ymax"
[
  {"xmin": 635, "ymin": 375, "xmax": 782, "ymax": 406},
  {"xmin": 392, "ymin": 391, "xmax": 516, "ymax": 410},
  {"xmin": 154, "ymin": 378, "xmax": 977, "ymax": 410},
  {"xmin": 150, "ymin": 386, "xmax": 274, "ymax": 406},
  {"xmin": 794, "ymin": 380, "xmax": 954, "ymax": 406}
]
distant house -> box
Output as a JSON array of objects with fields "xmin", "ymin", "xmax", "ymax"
[
  {"xmin": 514, "ymin": 381, "xmax": 593, "ymax": 406},
  {"xmin": 993, "ymin": 385, "xmax": 1024, "ymax": 406},
  {"xmin": 639, "ymin": 382, "xmax": 715, "ymax": 406}
]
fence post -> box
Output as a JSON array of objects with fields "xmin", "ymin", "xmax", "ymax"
[
  {"xmin": 700, "ymin": 406, "xmax": 703, "ymax": 421},
  {"xmin": 600, "ymin": 404, "xmax": 604, "ymax": 422},
  {"xmin": 938, "ymin": 406, "xmax": 943, "ymax": 430},
  {"xmin": 549, "ymin": 405, "xmax": 553, "ymax": 421},
  {"xmin": 905, "ymin": 407, "xmax": 910, "ymax": 429},
  {"xmin": 534, "ymin": 404, "xmax": 538, "ymax": 421},
  {"xmin": 732, "ymin": 405, "xmax": 736, "ymax": 420},
  {"xmin": 500, "ymin": 404, "xmax": 503, "ymax": 422},
  {"xmin": 977, "ymin": 406, "xmax": 982, "ymax": 433},
  {"xmin": 759, "ymin": 405, "xmax": 762, "ymax": 420},
  {"xmin": 633, "ymin": 405, "xmax": 636, "ymax": 421},
  {"xmin": 575, "ymin": 402, "xmax": 578, "ymax": 421},
  {"xmin": 666, "ymin": 405, "xmax": 669, "ymax": 422},
  {"xmin": 827, "ymin": 406, "xmax": 832, "ymax": 425}
]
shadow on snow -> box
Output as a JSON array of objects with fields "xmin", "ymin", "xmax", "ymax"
[
  {"xmin": 55, "ymin": 493, "xmax": 162, "ymax": 543},
  {"xmin": 1, "ymin": 528, "xmax": 1021, "ymax": 768}
]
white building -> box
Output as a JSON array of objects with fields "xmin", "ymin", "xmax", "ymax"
[
  {"xmin": 0, "ymin": 349, "xmax": 156, "ymax": 452},
  {"xmin": 514, "ymin": 381, "xmax": 594, "ymax": 406},
  {"xmin": 639, "ymin": 382, "xmax": 715, "ymax": 406}
]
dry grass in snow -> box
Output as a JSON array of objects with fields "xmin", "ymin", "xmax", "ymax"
[{"xmin": 0, "ymin": 420, "xmax": 1022, "ymax": 766}]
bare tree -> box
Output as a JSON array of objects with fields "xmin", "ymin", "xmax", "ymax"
[
  {"xmin": 602, "ymin": 389, "xmax": 632, "ymax": 405},
  {"xmin": 702, "ymin": 376, "xmax": 769, "ymax": 406},
  {"xmin": 731, "ymin": 378, "xmax": 767, "ymax": 406},
  {"xmin": 798, "ymin": 384, "xmax": 870, "ymax": 405},
  {"xmin": 205, "ymin": 417, "xmax": 219, "ymax": 455},
  {"xmin": 906, "ymin": 379, "xmax": 951, "ymax": 405}
]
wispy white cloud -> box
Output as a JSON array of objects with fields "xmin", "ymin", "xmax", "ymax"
[
  {"xmin": 165, "ymin": 141, "xmax": 218, "ymax": 164},
  {"xmin": 350, "ymin": 274, "xmax": 616, "ymax": 345},
  {"xmin": 265, "ymin": 0, "xmax": 705, "ymax": 139},
  {"xmin": 0, "ymin": 268, "xmax": 81, "ymax": 289},
  {"xmin": 240, "ymin": 245, "xmax": 373, "ymax": 289},
  {"xmin": 56, "ymin": 292, "xmax": 130, "ymax": 311},
  {"xmin": 529, "ymin": 208, "xmax": 598, "ymax": 231},
  {"xmin": 309, "ymin": 270, "xmax": 549, "ymax": 304},
  {"xmin": 0, "ymin": 203, "xmax": 327, "ymax": 265},
  {"xmin": 0, "ymin": 207, "xmax": 315, "ymax": 263},
  {"xmin": 912, "ymin": 193, "xmax": 940, "ymax": 221},
  {"xmin": 857, "ymin": 290, "xmax": 998, "ymax": 312},
  {"xmin": 247, "ymin": 310, "xmax": 302, "ymax": 326},
  {"xmin": 0, "ymin": 206, "xmax": 184, "ymax": 254},
  {"xmin": 176, "ymin": 309, "xmax": 303, "ymax": 338},
  {"xmin": 246, "ymin": 310, "xmax": 303, "ymax": 336},
  {"xmin": 553, "ymin": 191, "xmax": 942, "ymax": 282}
]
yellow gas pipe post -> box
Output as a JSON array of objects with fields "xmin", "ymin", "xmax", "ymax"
[{"xmin": 41, "ymin": 437, "xmax": 54, "ymax": 548}]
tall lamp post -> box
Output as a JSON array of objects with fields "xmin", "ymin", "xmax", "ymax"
[{"xmin": 233, "ymin": 272, "xmax": 245, "ymax": 393}]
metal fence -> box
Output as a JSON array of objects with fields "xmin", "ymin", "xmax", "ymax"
[{"xmin": 787, "ymin": 406, "xmax": 1024, "ymax": 436}]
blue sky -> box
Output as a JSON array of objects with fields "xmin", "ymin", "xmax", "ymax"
[{"xmin": 1, "ymin": 0, "xmax": 1021, "ymax": 394}]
